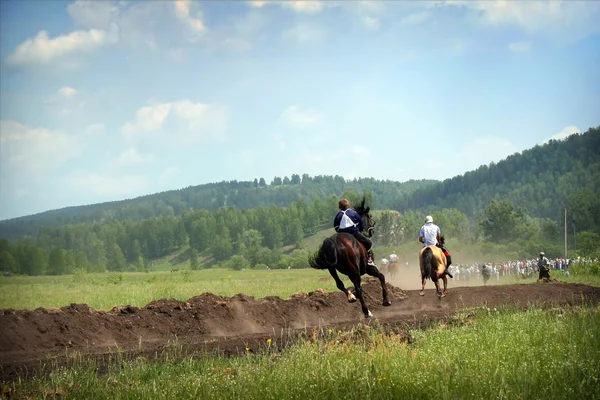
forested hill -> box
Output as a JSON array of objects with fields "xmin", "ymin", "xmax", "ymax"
[
  {"xmin": 0, "ymin": 175, "xmax": 436, "ymax": 242},
  {"xmin": 394, "ymin": 126, "xmax": 600, "ymax": 231}
]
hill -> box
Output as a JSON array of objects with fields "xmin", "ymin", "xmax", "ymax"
[
  {"xmin": 1, "ymin": 126, "xmax": 598, "ymax": 277},
  {"xmin": 394, "ymin": 126, "xmax": 600, "ymax": 233},
  {"xmin": 0, "ymin": 176, "xmax": 436, "ymax": 242}
]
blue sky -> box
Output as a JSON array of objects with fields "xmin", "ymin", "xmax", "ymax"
[{"xmin": 1, "ymin": 0, "xmax": 599, "ymax": 220}]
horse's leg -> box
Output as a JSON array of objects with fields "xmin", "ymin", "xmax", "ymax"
[
  {"xmin": 420, "ymin": 274, "xmax": 426, "ymax": 296},
  {"xmin": 435, "ymin": 279, "xmax": 442, "ymax": 297},
  {"xmin": 329, "ymin": 268, "xmax": 356, "ymax": 303},
  {"xmin": 365, "ymin": 264, "xmax": 391, "ymax": 306},
  {"xmin": 349, "ymin": 271, "xmax": 371, "ymax": 318},
  {"xmin": 442, "ymin": 275, "xmax": 448, "ymax": 296}
]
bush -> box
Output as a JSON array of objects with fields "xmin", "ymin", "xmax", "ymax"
[{"xmin": 570, "ymin": 262, "xmax": 600, "ymax": 276}]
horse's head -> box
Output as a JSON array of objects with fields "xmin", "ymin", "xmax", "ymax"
[
  {"xmin": 439, "ymin": 235, "xmax": 445, "ymax": 246},
  {"xmin": 355, "ymin": 197, "xmax": 376, "ymax": 238}
]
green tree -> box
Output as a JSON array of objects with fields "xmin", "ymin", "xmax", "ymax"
[
  {"xmin": 47, "ymin": 247, "xmax": 66, "ymax": 275},
  {"xmin": 107, "ymin": 243, "xmax": 126, "ymax": 271},
  {"xmin": 189, "ymin": 248, "xmax": 200, "ymax": 270},
  {"xmin": 75, "ymin": 251, "xmax": 90, "ymax": 271},
  {"xmin": 227, "ymin": 254, "xmax": 250, "ymax": 271},
  {"xmin": 211, "ymin": 235, "xmax": 234, "ymax": 261},
  {"xmin": 578, "ymin": 231, "xmax": 600, "ymax": 257},
  {"xmin": 0, "ymin": 251, "xmax": 17, "ymax": 273},
  {"xmin": 242, "ymin": 229, "xmax": 263, "ymax": 267},
  {"xmin": 479, "ymin": 200, "xmax": 527, "ymax": 244}
]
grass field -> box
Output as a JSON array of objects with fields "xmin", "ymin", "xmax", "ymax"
[
  {"xmin": 7, "ymin": 304, "xmax": 599, "ymax": 399},
  {"xmin": 1, "ymin": 265, "xmax": 597, "ymax": 311}
]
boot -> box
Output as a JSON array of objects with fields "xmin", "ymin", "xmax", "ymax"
[
  {"xmin": 367, "ymin": 251, "xmax": 376, "ymax": 267},
  {"xmin": 445, "ymin": 255, "xmax": 453, "ymax": 278}
]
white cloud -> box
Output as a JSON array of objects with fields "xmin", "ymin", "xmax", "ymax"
[
  {"xmin": 115, "ymin": 148, "xmax": 155, "ymax": 167},
  {"xmin": 283, "ymin": 23, "xmax": 325, "ymax": 44},
  {"xmin": 122, "ymin": 103, "xmax": 173, "ymax": 137},
  {"xmin": 6, "ymin": 29, "xmax": 112, "ymax": 66},
  {"xmin": 0, "ymin": 121, "xmax": 84, "ymax": 171},
  {"xmin": 248, "ymin": 0, "xmax": 325, "ymax": 13},
  {"xmin": 67, "ymin": 0, "xmax": 208, "ymax": 48},
  {"xmin": 85, "ymin": 123, "xmax": 105, "ymax": 136},
  {"xmin": 174, "ymin": 0, "xmax": 206, "ymax": 35},
  {"xmin": 440, "ymin": 0, "xmax": 600, "ymax": 42},
  {"xmin": 508, "ymin": 41, "xmax": 532, "ymax": 52},
  {"xmin": 121, "ymin": 100, "xmax": 229, "ymax": 143},
  {"xmin": 58, "ymin": 86, "xmax": 78, "ymax": 99},
  {"xmin": 67, "ymin": 0, "xmax": 120, "ymax": 29},
  {"xmin": 399, "ymin": 11, "xmax": 431, "ymax": 26},
  {"xmin": 546, "ymin": 125, "xmax": 580, "ymax": 143},
  {"xmin": 280, "ymin": 106, "xmax": 322, "ymax": 126},
  {"xmin": 362, "ymin": 16, "xmax": 380, "ymax": 30}
]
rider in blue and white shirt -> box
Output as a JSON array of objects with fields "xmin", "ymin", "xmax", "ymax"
[{"xmin": 334, "ymin": 198, "xmax": 376, "ymax": 267}]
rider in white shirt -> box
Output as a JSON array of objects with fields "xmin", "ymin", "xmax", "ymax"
[{"xmin": 419, "ymin": 215, "xmax": 453, "ymax": 278}]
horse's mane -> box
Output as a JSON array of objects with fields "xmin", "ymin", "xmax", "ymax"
[
  {"xmin": 439, "ymin": 235, "xmax": 445, "ymax": 246},
  {"xmin": 354, "ymin": 197, "xmax": 370, "ymax": 216}
]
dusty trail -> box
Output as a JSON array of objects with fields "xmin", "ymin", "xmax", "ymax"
[{"xmin": 1, "ymin": 279, "xmax": 598, "ymax": 382}]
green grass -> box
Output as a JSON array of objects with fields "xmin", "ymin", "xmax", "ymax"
[
  {"xmin": 0, "ymin": 268, "xmax": 341, "ymax": 311},
  {"xmin": 7, "ymin": 305, "xmax": 599, "ymax": 399},
  {"xmin": 2, "ymin": 263, "xmax": 598, "ymax": 311}
]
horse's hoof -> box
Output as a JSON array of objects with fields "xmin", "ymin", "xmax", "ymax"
[
  {"xmin": 440, "ymin": 293, "xmax": 446, "ymax": 298},
  {"xmin": 365, "ymin": 310, "xmax": 373, "ymax": 318},
  {"xmin": 383, "ymin": 300, "xmax": 392, "ymax": 307},
  {"xmin": 437, "ymin": 292, "xmax": 442, "ymax": 298},
  {"xmin": 419, "ymin": 291, "xmax": 425, "ymax": 296}
]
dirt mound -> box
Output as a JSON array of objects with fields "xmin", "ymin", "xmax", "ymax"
[{"xmin": 1, "ymin": 280, "xmax": 599, "ymax": 382}]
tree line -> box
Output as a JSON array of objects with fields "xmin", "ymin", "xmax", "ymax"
[
  {"xmin": 0, "ymin": 174, "xmax": 436, "ymax": 242},
  {"xmin": 2, "ymin": 190, "xmax": 598, "ymax": 276}
]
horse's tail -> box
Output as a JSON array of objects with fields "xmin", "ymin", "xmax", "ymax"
[
  {"xmin": 309, "ymin": 237, "xmax": 338, "ymax": 270},
  {"xmin": 422, "ymin": 247, "xmax": 433, "ymax": 280}
]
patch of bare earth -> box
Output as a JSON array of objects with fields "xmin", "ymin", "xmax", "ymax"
[{"xmin": 1, "ymin": 279, "xmax": 598, "ymax": 382}]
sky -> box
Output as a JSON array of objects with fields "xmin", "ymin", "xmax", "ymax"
[{"xmin": 0, "ymin": 0, "xmax": 599, "ymax": 221}]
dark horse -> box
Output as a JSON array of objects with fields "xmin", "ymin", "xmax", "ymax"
[
  {"xmin": 309, "ymin": 198, "xmax": 391, "ymax": 318},
  {"xmin": 419, "ymin": 235, "xmax": 449, "ymax": 298}
]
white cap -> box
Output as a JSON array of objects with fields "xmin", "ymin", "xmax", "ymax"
[{"xmin": 425, "ymin": 215, "xmax": 433, "ymax": 224}]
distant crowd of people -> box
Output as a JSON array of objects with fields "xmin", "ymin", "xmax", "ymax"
[{"xmin": 447, "ymin": 255, "xmax": 597, "ymax": 282}]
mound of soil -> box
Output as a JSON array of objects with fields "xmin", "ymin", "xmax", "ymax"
[{"xmin": 1, "ymin": 279, "xmax": 599, "ymax": 382}]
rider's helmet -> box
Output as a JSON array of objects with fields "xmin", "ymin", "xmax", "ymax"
[
  {"xmin": 539, "ymin": 251, "xmax": 545, "ymax": 256},
  {"xmin": 425, "ymin": 215, "xmax": 433, "ymax": 224}
]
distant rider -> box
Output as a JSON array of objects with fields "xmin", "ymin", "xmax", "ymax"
[
  {"xmin": 334, "ymin": 199, "xmax": 376, "ymax": 267},
  {"xmin": 418, "ymin": 215, "xmax": 453, "ymax": 278}
]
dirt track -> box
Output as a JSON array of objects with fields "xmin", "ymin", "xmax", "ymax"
[{"xmin": 1, "ymin": 279, "xmax": 599, "ymax": 382}]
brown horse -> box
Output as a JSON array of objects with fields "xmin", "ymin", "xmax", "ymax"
[
  {"xmin": 309, "ymin": 198, "xmax": 391, "ymax": 318},
  {"xmin": 419, "ymin": 237, "xmax": 449, "ymax": 297}
]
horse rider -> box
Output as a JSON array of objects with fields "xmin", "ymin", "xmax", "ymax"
[
  {"xmin": 418, "ymin": 215, "xmax": 453, "ymax": 278},
  {"xmin": 389, "ymin": 251, "xmax": 398, "ymax": 265},
  {"xmin": 537, "ymin": 251, "xmax": 551, "ymax": 280},
  {"xmin": 334, "ymin": 199, "xmax": 376, "ymax": 267}
]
